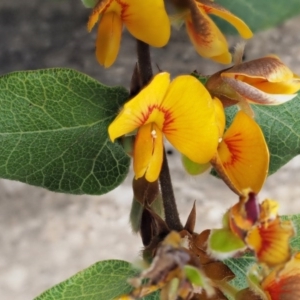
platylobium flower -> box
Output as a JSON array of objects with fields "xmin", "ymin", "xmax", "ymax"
[
  {"xmin": 87, "ymin": 0, "xmax": 170, "ymax": 67},
  {"xmin": 208, "ymin": 191, "xmax": 294, "ymax": 267},
  {"xmin": 206, "ymin": 55, "xmax": 300, "ymax": 113},
  {"xmin": 229, "ymin": 192, "xmax": 294, "ymax": 266},
  {"xmin": 108, "ymin": 72, "xmax": 219, "ymax": 182},
  {"xmin": 170, "ymin": 0, "xmax": 252, "ymax": 64}
]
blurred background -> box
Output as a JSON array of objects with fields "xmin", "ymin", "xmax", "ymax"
[{"xmin": 0, "ymin": 1, "xmax": 300, "ymax": 299}]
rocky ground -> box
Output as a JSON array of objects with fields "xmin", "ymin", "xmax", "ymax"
[{"xmin": 0, "ymin": 1, "xmax": 300, "ymax": 299}]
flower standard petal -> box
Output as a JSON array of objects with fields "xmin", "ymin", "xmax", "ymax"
[
  {"xmin": 108, "ymin": 72, "xmax": 170, "ymax": 142},
  {"xmin": 212, "ymin": 111, "xmax": 269, "ymax": 194},
  {"xmin": 246, "ymin": 218, "xmax": 294, "ymax": 266},
  {"xmin": 213, "ymin": 97, "xmax": 226, "ymax": 137},
  {"xmin": 123, "ymin": 0, "xmax": 170, "ymax": 47},
  {"xmin": 96, "ymin": 11, "xmax": 123, "ymax": 67},
  {"xmin": 162, "ymin": 75, "xmax": 219, "ymax": 164},
  {"xmin": 185, "ymin": 4, "xmax": 231, "ymax": 64},
  {"xmin": 197, "ymin": 0, "xmax": 253, "ymax": 39}
]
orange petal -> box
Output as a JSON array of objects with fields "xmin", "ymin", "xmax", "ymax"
[
  {"xmin": 185, "ymin": 6, "xmax": 231, "ymax": 64},
  {"xmin": 123, "ymin": 0, "xmax": 170, "ymax": 47},
  {"xmin": 251, "ymin": 79, "xmax": 300, "ymax": 95},
  {"xmin": 87, "ymin": 0, "xmax": 111, "ymax": 32},
  {"xmin": 134, "ymin": 123, "xmax": 163, "ymax": 182},
  {"xmin": 108, "ymin": 72, "xmax": 170, "ymax": 142},
  {"xmin": 95, "ymin": 11, "xmax": 123, "ymax": 67},
  {"xmin": 262, "ymin": 253, "xmax": 300, "ymax": 299},
  {"xmin": 197, "ymin": 0, "xmax": 253, "ymax": 39},
  {"xmin": 213, "ymin": 111, "xmax": 269, "ymax": 194},
  {"xmin": 221, "ymin": 76, "xmax": 298, "ymax": 105},
  {"xmin": 162, "ymin": 75, "xmax": 219, "ymax": 164},
  {"xmin": 246, "ymin": 218, "xmax": 294, "ymax": 266}
]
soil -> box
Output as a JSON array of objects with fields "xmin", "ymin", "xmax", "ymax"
[{"xmin": 0, "ymin": 1, "xmax": 300, "ymax": 299}]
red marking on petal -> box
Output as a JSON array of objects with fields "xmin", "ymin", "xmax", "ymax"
[
  {"xmin": 202, "ymin": 6, "xmax": 213, "ymax": 14},
  {"xmin": 115, "ymin": 0, "xmax": 129, "ymax": 19},
  {"xmin": 223, "ymin": 132, "xmax": 243, "ymax": 167},
  {"xmin": 137, "ymin": 104, "xmax": 174, "ymax": 130}
]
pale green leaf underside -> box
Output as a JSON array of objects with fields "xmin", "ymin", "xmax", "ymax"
[
  {"xmin": 0, "ymin": 69, "xmax": 130, "ymax": 194},
  {"xmin": 281, "ymin": 214, "xmax": 300, "ymax": 252},
  {"xmin": 225, "ymin": 93, "xmax": 300, "ymax": 175},
  {"xmin": 214, "ymin": 0, "xmax": 300, "ymax": 34},
  {"xmin": 35, "ymin": 260, "xmax": 159, "ymax": 300}
]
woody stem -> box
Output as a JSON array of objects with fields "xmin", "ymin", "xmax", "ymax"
[{"xmin": 136, "ymin": 39, "xmax": 183, "ymax": 231}]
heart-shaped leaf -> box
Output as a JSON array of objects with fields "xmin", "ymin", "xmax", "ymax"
[{"xmin": 0, "ymin": 69, "xmax": 130, "ymax": 194}]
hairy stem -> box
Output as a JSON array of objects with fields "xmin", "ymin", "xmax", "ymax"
[
  {"xmin": 159, "ymin": 148, "xmax": 183, "ymax": 231},
  {"xmin": 136, "ymin": 40, "xmax": 153, "ymax": 86},
  {"xmin": 136, "ymin": 39, "xmax": 183, "ymax": 231}
]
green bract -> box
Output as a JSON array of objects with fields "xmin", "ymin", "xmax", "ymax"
[{"xmin": 81, "ymin": 0, "xmax": 98, "ymax": 8}]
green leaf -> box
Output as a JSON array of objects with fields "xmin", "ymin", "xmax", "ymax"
[
  {"xmin": 224, "ymin": 93, "xmax": 300, "ymax": 175},
  {"xmin": 214, "ymin": 0, "xmax": 300, "ymax": 33},
  {"xmin": 0, "ymin": 69, "xmax": 130, "ymax": 194},
  {"xmin": 35, "ymin": 260, "xmax": 159, "ymax": 300}
]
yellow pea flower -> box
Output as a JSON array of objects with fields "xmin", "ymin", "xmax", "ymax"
[
  {"xmin": 206, "ymin": 55, "xmax": 300, "ymax": 108},
  {"xmin": 87, "ymin": 0, "xmax": 170, "ymax": 67},
  {"xmin": 108, "ymin": 72, "xmax": 219, "ymax": 182},
  {"xmin": 171, "ymin": 0, "xmax": 252, "ymax": 64}
]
